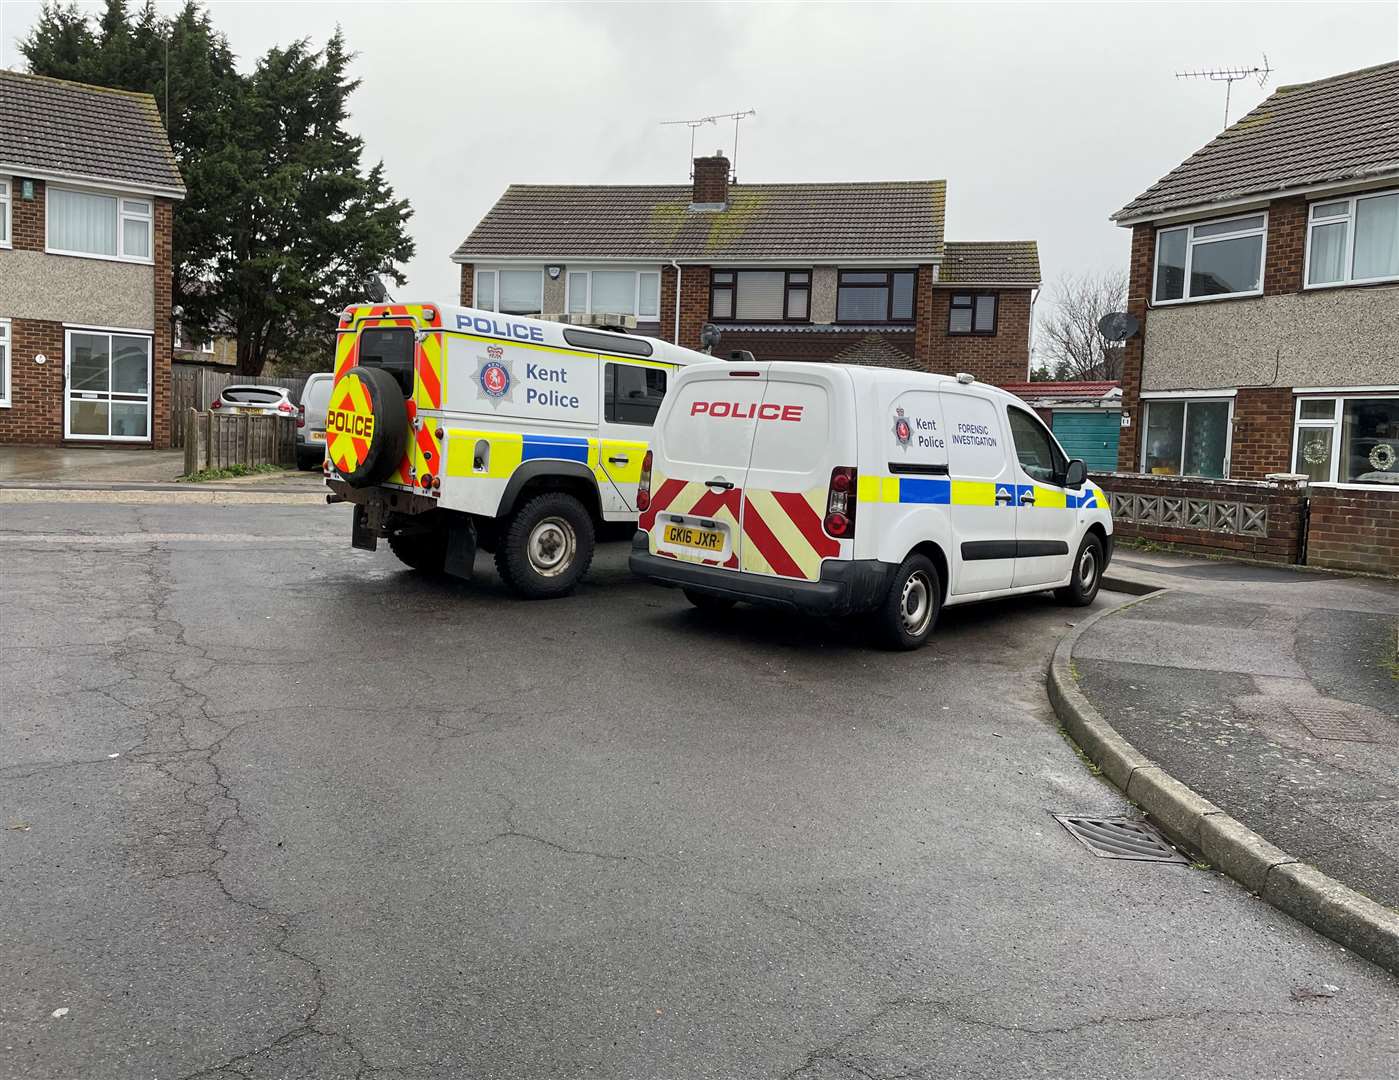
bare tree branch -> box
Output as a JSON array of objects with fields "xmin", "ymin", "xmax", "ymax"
[{"xmin": 1033, "ymin": 270, "xmax": 1129, "ymax": 381}]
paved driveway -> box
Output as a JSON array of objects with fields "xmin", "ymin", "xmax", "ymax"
[
  {"xmin": 1, "ymin": 500, "xmax": 1396, "ymax": 1080},
  {"xmin": 0, "ymin": 445, "xmax": 186, "ymax": 483}
]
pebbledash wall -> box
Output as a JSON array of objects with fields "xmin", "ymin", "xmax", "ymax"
[
  {"xmin": 0, "ymin": 178, "xmax": 175, "ymax": 448},
  {"xmin": 456, "ymin": 261, "xmax": 1033, "ymax": 385},
  {"xmin": 1110, "ymin": 188, "xmax": 1399, "ymax": 576}
]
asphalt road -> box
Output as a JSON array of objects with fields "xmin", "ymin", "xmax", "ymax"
[{"xmin": 2, "ymin": 499, "xmax": 1397, "ymax": 1080}]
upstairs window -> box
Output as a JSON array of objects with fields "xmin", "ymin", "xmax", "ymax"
[
  {"xmin": 0, "ymin": 180, "xmax": 10, "ymax": 246},
  {"xmin": 1153, "ymin": 213, "xmax": 1265, "ymax": 303},
  {"xmin": 474, "ymin": 269, "xmax": 543, "ymax": 315},
  {"xmin": 47, "ymin": 187, "xmax": 153, "ymax": 262},
  {"xmin": 949, "ymin": 292, "xmax": 997, "ymax": 335},
  {"xmin": 710, "ymin": 270, "xmax": 810, "ymax": 322},
  {"xmin": 837, "ymin": 270, "xmax": 915, "ymax": 323},
  {"xmin": 567, "ymin": 270, "xmax": 661, "ymax": 319},
  {"xmin": 1306, "ymin": 190, "xmax": 1399, "ymax": 287}
]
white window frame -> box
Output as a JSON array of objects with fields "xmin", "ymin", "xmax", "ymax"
[
  {"xmin": 1290, "ymin": 394, "xmax": 1399, "ymax": 488},
  {"xmin": 473, "ymin": 267, "xmax": 545, "ymax": 315},
  {"xmin": 1152, "ymin": 212, "xmax": 1268, "ymax": 306},
  {"xmin": 0, "ymin": 180, "xmax": 11, "ymax": 249},
  {"xmin": 45, "ymin": 185, "xmax": 155, "ymax": 265},
  {"xmin": 0, "ymin": 318, "xmax": 11, "ymax": 408},
  {"xmin": 563, "ymin": 267, "xmax": 663, "ymax": 320},
  {"xmin": 1139, "ymin": 395, "xmax": 1235, "ymax": 478},
  {"xmin": 63, "ymin": 326, "xmax": 153, "ymax": 442},
  {"xmin": 1303, "ymin": 187, "xmax": 1399, "ymax": 289}
]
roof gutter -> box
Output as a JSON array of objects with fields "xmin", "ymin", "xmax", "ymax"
[
  {"xmin": 1110, "ymin": 167, "xmax": 1399, "ymax": 228},
  {"xmin": 450, "ymin": 254, "xmax": 945, "ymax": 268},
  {"xmin": 0, "ymin": 162, "xmax": 186, "ymax": 200}
]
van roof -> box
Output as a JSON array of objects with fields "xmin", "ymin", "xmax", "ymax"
[{"xmin": 759, "ymin": 360, "xmax": 1025, "ymax": 402}]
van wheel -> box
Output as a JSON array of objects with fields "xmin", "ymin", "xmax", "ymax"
[
  {"xmin": 387, "ymin": 519, "xmax": 448, "ymax": 574},
  {"xmin": 874, "ymin": 554, "xmax": 942, "ymax": 650},
  {"xmin": 495, "ymin": 492, "xmax": 595, "ymax": 599},
  {"xmin": 1055, "ymin": 534, "xmax": 1103, "ymax": 607},
  {"xmin": 683, "ymin": 589, "xmax": 736, "ymax": 613}
]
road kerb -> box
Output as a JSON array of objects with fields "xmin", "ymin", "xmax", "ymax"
[{"xmin": 1047, "ymin": 591, "xmax": 1399, "ymax": 977}]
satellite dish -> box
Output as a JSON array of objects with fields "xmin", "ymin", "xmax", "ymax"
[{"xmin": 1098, "ymin": 312, "xmax": 1141, "ymax": 342}]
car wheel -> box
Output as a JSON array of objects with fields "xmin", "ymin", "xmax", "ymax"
[
  {"xmin": 1055, "ymin": 534, "xmax": 1104, "ymax": 607},
  {"xmin": 874, "ymin": 554, "xmax": 942, "ymax": 650},
  {"xmin": 387, "ymin": 519, "xmax": 448, "ymax": 574},
  {"xmin": 683, "ymin": 588, "xmax": 737, "ymax": 613},
  {"xmin": 494, "ymin": 492, "xmax": 595, "ymax": 599},
  {"xmin": 295, "ymin": 448, "xmax": 320, "ymax": 471}
]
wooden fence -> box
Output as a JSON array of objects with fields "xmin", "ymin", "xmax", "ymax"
[
  {"xmin": 182, "ymin": 409, "xmax": 297, "ymax": 475},
  {"xmin": 171, "ymin": 365, "xmax": 313, "ymax": 448}
]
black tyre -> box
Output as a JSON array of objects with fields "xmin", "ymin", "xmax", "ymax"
[
  {"xmin": 873, "ymin": 554, "xmax": 942, "ymax": 650},
  {"xmin": 324, "ymin": 365, "xmax": 408, "ymax": 488},
  {"xmin": 494, "ymin": 492, "xmax": 595, "ymax": 599},
  {"xmin": 1055, "ymin": 534, "xmax": 1104, "ymax": 607},
  {"xmin": 387, "ymin": 520, "xmax": 448, "ymax": 574},
  {"xmin": 295, "ymin": 447, "xmax": 322, "ymax": 471},
  {"xmin": 683, "ymin": 588, "xmax": 737, "ymax": 613}
]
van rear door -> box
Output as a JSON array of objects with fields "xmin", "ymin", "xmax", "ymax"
[
  {"xmin": 640, "ymin": 363, "xmax": 769, "ymax": 571},
  {"xmin": 739, "ymin": 364, "xmax": 851, "ymax": 581}
]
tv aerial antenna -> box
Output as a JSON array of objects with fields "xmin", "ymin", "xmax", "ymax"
[
  {"xmin": 661, "ymin": 109, "xmax": 757, "ymax": 178},
  {"xmin": 1176, "ymin": 54, "xmax": 1273, "ymax": 127}
]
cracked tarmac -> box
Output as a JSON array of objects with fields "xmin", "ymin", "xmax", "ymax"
[{"xmin": 2, "ymin": 501, "xmax": 1397, "ymax": 1079}]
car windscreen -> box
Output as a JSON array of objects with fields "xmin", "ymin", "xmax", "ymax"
[{"xmin": 357, "ymin": 328, "xmax": 414, "ymax": 395}]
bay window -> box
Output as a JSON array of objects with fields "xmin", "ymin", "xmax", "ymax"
[
  {"xmin": 837, "ymin": 270, "xmax": 915, "ymax": 323},
  {"xmin": 566, "ymin": 269, "xmax": 661, "ymax": 319},
  {"xmin": 1292, "ymin": 396, "xmax": 1399, "ymax": 486},
  {"xmin": 1153, "ymin": 214, "xmax": 1266, "ymax": 303},
  {"xmin": 47, "ymin": 187, "xmax": 153, "ymax": 262},
  {"xmin": 710, "ymin": 270, "xmax": 810, "ymax": 322},
  {"xmin": 1140, "ymin": 397, "xmax": 1233, "ymax": 478},
  {"xmin": 473, "ymin": 269, "xmax": 543, "ymax": 315},
  {"xmin": 1305, "ymin": 189, "xmax": 1399, "ymax": 287},
  {"xmin": 0, "ymin": 180, "xmax": 10, "ymax": 247}
]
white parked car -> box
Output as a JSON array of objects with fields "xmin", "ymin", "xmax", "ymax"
[
  {"xmin": 629, "ymin": 362, "xmax": 1114, "ymax": 649},
  {"xmin": 296, "ymin": 372, "xmax": 335, "ymax": 470},
  {"xmin": 212, "ymin": 384, "xmax": 296, "ymax": 418}
]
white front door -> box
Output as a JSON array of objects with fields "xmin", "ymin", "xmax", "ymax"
[{"xmin": 65, "ymin": 329, "xmax": 152, "ymax": 441}]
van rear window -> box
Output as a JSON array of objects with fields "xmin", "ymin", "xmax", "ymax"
[{"xmin": 358, "ymin": 328, "xmax": 414, "ymax": 394}]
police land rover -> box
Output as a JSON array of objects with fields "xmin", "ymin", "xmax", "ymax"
[{"xmin": 323, "ymin": 303, "xmax": 712, "ymax": 598}]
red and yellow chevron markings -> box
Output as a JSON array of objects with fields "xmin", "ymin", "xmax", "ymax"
[
  {"xmin": 741, "ymin": 487, "xmax": 839, "ymax": 580},
  {"xmin": 406, "ymin": 332, "xmax": 444, "ymax": 489},
  {"xmin": 640, "ymin": 470, "xmax": 741, "ymax": 568}
]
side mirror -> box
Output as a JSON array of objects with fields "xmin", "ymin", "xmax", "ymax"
[{"xmin": 1064, "ymin": 459, "xmax": 1088, "ymax": 489}]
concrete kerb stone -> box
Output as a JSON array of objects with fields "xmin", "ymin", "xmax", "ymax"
[{"xmin": 1047, "ymin": 590, "xmax": 1399, "ymax": 977}]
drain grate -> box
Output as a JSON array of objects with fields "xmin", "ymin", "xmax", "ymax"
[
  {"xmin": 1053, "ymin": 815, "xmax": 1188, "ymax": 863},
  {"xmin": 1286, "ymin": 702, "xmax": 1374, "ymax": 743}
]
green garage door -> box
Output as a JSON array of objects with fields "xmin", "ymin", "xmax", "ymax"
[{"xmin": 1052, "ymin": 411, "xmax": 1120, "ymax": 473}]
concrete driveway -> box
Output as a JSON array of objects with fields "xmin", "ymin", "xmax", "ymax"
[
  {"xmin": 1, "ymin": 499, "xmax": 1396, "ymax": 1080},
  {"xmin": 0, "ymin": 445, "xmax": 186, "ymax": 483}
]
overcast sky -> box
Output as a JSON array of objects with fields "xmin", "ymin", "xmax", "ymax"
[{"xmin": 3, "ymin": 1, "xmax": 1397, "ymax": 308}]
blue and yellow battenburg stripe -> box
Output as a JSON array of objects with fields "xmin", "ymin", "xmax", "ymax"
[
  {"xmin": 442, "ymin": 431, "xmax": 649, "ymax": 486},
  {"xmin": 858, "ymin": 475, "xmax": 1104, "ymax": 510}
]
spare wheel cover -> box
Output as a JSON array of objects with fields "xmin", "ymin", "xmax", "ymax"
[{"xmin": 325, "ymin": 365, "xmax": 408, "ymax": 487}]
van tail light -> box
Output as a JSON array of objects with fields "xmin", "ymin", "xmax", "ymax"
[
  {"xmin": 636, "ymin": 450, "xmax": 654, "ymax": 512},
  {"xmin": 296, "ymin": 402, "xmax": 306, "ymax": 428},
  {"xmin": 824, "ymin": 466, "xmax": 857, "ymax": 539},
  {"xmin": 210, "ymin": 398, "xmax": 223, "ymax": 410}
]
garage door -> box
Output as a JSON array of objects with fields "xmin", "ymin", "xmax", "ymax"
[{"xmin": 1052, "ymin": 411, "xmax": 1119, "ymax": 473}]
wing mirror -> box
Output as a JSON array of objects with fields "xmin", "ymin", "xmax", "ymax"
[{"xmin": 1064, "ymin": 459, "xmax": 1088, "ymax": 489}]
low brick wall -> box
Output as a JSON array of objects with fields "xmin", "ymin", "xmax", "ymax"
[
  {"xmin": 1093, "ymin": 473, "xmax": 1306, "ymax": 564},
  {"xmin": 1306, "ymin": 486, "xmax": 1399, "ymax": 576}
]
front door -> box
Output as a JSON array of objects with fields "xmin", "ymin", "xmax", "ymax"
[
  {"xmin": 65, "ymin": 329, "xmax": 152, "ymax": 441},
  {"xmin": 1006, "ymin": 405, "xmax": 1078, "ymax": 587}
]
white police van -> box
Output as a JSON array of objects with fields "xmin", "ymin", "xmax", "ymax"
[
  {"xmin": 629, "ymin": 362, "xmax": 1113, "ymax": 648},
  {"xmin": 322, "ymin": 302, "xmax": 712, "ymax": 598}
]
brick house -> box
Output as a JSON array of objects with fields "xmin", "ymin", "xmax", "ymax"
[
  {"xmin": 450, "ymin": 154, "xmax": 1040, "ymax": 384},
  {"xmin": 1108, "ymin": 60, "xmax": 1399, "ymax": 574},
  {"xmin": 0, "ymin": 71, "xmax": 184, "ymax": 448}
]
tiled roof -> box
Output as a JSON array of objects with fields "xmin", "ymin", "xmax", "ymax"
[
  {"xmin": 1114, "ymin": 60, "xmax": 1399, "ymax": 221},
  {"xmin": 938, "ymin": 241, "xmax": 1041, "ymax": 285},
  {"xmin": 453, "ymin": 180, "xmax": 946, "ymax": 261},
  {"xmin": 1002, "ymin": 380, "xmax": 1121, "ymax": 403},
  {"xmin": 0, "ymin": 70, "xmax": 184, "ymax": 196}
]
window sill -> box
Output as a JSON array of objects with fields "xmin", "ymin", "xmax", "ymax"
[
  {"xmin": 947, "ymin": 330, "xmax": 997, "ymax": 337},
  {"xmin": 1301, "ymin": 277, "xmax": 1399, "ymax": 292},
  {"xmin": 44, "ymin": 247, "xmax": 154, "ymax": 267},
  {"xmin": 1150, "ymin": 289, "xmax": 1263, "ymax": 308}
]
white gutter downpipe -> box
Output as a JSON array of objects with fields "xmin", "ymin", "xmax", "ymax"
[{"xmin": 670, "ymin": 259, "xmax": 683, "ymax": 344}]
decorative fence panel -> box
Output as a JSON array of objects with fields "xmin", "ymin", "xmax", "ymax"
[{"xmin": 182, "ymin": 409, "xmax": 297, "ymax": 475}]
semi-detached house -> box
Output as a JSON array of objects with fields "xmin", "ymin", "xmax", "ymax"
[
  {"xmin": 0, "ymin": 71, "xmax": 184, "ymax": 448},
  {"xmin": 1109, "ymin": 60, "xmax": 1399, "ymax": 575},
  {"xmin": 451, "ymin": 154, "xmax": 1040, "ymax": 385}
]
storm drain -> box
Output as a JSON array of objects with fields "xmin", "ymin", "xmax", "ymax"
[
  {"xmin": 1287, "ymin": 702, "xmax": 1374, "ymax": 743},
  {"xmin": 1053, "ymin": 815, "xmax": 1188, "ymax": 863}
]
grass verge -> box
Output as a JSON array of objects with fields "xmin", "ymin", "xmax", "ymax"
[{"xmin": 178, "ymin": 463, "xmax": 287, "ymax": 483}]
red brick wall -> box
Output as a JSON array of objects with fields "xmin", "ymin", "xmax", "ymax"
[
  {"xmin": 1263, "ymin": 196, "xmax": 1306, "ymax": 296},
  {"xmin": 925, "ymin": 287, "xmax": 1031, "ymax": 384},
  {"xmin": 1095, "ymin": 472, "xmax": 1307, "ymax": 564},
  {"xmin": 1117, "ymin": 223, "xmax": 1154, "ymax": 471},
  {"xmin": 658, "ymin": 266, "xmax": 677, "ymax": 343},
  {"xmin": 459, "ymin": 263, "xmax": 473, "ymax": 307},
  {"xmin": 693, "ymin": 156, "xmax": 729, "ymax": 204},
  {"xmin": 675, "ymin": 265, "xmax": 711, "ymax": 351},
  {"xmin": 10, "ymin": 176, "xmax": 44, "ymax": 250},
  {"xmin": 0, "ymin": 318, "xmax": 65, "ymax": 444},
  {"xmin": 1229, "ymin": 387, "xmax": 1293, "ymax": 479},
  {"xmin": 152, "ymin": 198, "xmax": 173, "ymax": 448},
  {"xmin": 1306, "ymin": 486, "xmax": 1399, "ymax": 575}
]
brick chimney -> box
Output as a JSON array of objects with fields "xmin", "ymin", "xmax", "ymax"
[{"xmin": 691, "ymin": 152, "xmax": 730, "ymax": 208}]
